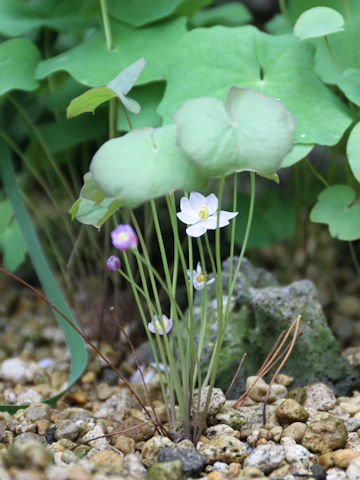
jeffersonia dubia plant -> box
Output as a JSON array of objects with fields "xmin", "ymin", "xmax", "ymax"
[{"xmin": 70, "ymin": 59, "xmax": 296, "ymax": 440}]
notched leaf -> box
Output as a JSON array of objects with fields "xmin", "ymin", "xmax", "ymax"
[{"xmin": 310, "ymin": 184, "xmax": 360, "ymax": 241}]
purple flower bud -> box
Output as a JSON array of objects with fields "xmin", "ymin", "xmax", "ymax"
[
  {"xmin": 106, "ymin": 255, "xmax": 121, "ymax": 271},
  {"xmin": 111, "ymin": 224, "xmax": 138, "ymax": 251}
]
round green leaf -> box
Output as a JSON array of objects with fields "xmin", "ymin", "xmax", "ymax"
[
  {"xmin": 90, "ymin": 125, "xmax": 208, "ymax": 208},
  {"xmin": 294, "ymin": 7, "xmax": 345, "ymax": 40},
  {"xmin": 191, "ymin": 3, "xmax": 252, "ymax": 28},
  {"xmin": 0, "ymin": 39, "xmax": 41, "ymax": 95},
  {"xmin": 346, "ymin": 122, "xmax": 360, "ymax": 183},
  {"xmin": 36, "ymin": 18, "xmax": 186, "ymax": 87},
  {"xmin": 310, "ymin": 184, "xmax": 360, "ymax": 241},
  {"xmin": 0, "ymin": 0, "xmax": 97, "ymax": 36},
  {"xmin": 108, "ymin": 0, "xmax": 182, "ymax": 27},
  {"xmin": 280, "ymin": 144, "xmax": 314, "ymax": 168},
  {"xmin": 338, "ymin": 68, "xmax": 360, "ymax": 106},
  {"xmin": 158, "ymin": 25, "xmax": 352, "ymax": 146},
  {"xmin": 174, "ymin": 87, "xmax": 295, "ymax": 177}
]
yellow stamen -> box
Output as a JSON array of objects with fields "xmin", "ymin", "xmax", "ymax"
[
  {"xmin": 196, "ymin": 272, "xmax": 205, "ymax": 283},
  {"xmin": 199, "ymin": 205, "xmax": 209, "ymax": 220}
]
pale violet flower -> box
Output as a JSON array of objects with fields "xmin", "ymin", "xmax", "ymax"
[
  {"xmin": 148, "ymin": 315, "xmax": 173, "ymax": 335},
  {"xmin": 176, "ymin": 192, "xmax": 238, "ymax": 237},
  {"xmin": 111, "ymin": 224, "xmax": 138, "ymax": 250},
  {"xmin": 187, "ymin": 262, "xmax": 215, "ymax": 290}
]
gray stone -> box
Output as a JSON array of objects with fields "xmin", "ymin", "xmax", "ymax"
[
  {"xmin": 157, "ymin": 446, "xmax": 206, "ymax": 476},
  {"xmin": 243, "ymin": 444, "xmax": 285, "ymax": 473},
  {"xmin": 0, "ymin": 358, "xmax": 34, "ymax": 384},
  {"xmin": 54, "ymin": 419, "xmax": 79, "ymax": 442},
  {"xmin": 24, "ymin": 403, "xmax": 50, "ymax": 421},
  {"xmin": 13, "ymin": 432, "xmax": 47, "ymax": 446},
  {"xmin": 191, "ymin": 257, "xmax": 358, "ymax": 397},
  {"xmin": 197, "ymin": 434, "xmax": 248, "ymax": 463},
  {"xmin": 147, "ymin": 460, "xmax": 183, "ymax": 480},
  {"xmin": 302, "ymin": 416, "xmax": 348, "ymax": 453}
]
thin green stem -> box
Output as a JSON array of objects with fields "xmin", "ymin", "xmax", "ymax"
[
  {"xmin": 7, "ymin": 94, "xmax": 74, "ymax": 201},
  {"xmin": 228, "ymin": 172, "xmax": 256, "ymax": 305},
  {"xmin": 109, "ymin": 99, "xmax": 118, "ymax": 139},
  {"xmin": 349, "ymin": 242, "xmax": 360, "ymax": 276},
  {"xmin": 120, "ymin": 101, "xmax": 134, "ymax": 130},
  {"xmin": 278, "ymin": 0, "xmax": 291, "ymax": 25},
  {"xmin": 343, "ymin": 0, "xmax": 351, "ymax": 20},
  {"xmin": 324, "ymin": 35, "xmax": 342, "ymax": 74},
  {"xmin": 305, "ymin": 157, "xmax": 329, "ymax": 188},
  {"xmin": 99, "ymin": 0, "xmax": 113, "ymax": 51},
  {"xmin": 121, "ymin": 253, "xmax": 173, "ymax": 421}
]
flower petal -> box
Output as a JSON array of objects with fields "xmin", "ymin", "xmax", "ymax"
[
  {"xmin": 177, "ymin": 211, "xmax": 199, "ymax": 225},
  {"xmin": 204, "ymin": 193, "xmax": 218, "ymax": 215},
  {"xmin": 189, "ymin": 191, "xmax": 205, "ymax": 211},
  {"xmin": 186, "ymin": 223, "xmax": 208, "ymax": 237},
  {"xmin": 218, "ymin": 210, "xmax": 238, "ymax": 227}
]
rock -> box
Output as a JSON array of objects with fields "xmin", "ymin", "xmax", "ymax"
[
  {"xmin": 17, "ymin": 389, "xmax": 42, "ymax": 404},
  {"xmin": 205, "ymin": 424, "xmax": 240, "ymax": 439},
  {"xmin": 111, "ymin": 435, "xmax": 135, "ymax": 454},
  {"xmin": 303, "ymin": 383, "xmax": 337, "ymax": 412},
  {"xmin": 213, "ymin": 406, "xmax": 248, "ymax": 430},
  {"xmin": 0, "ymin": 358, "xmax": 34, "ymax": 384},
  {"xmin": 192, "ymin": 257, "xmax": 358, "ymax": 397},
  {"xmin": 282, "ymin": 422, "xmax": 307, "ymax": 443},
  {"xmin": 24, "ymin": 404, "xmax": 50, "ymax": 422},
  {"xmin": 44, "ymin": 465, "xmax": 71, "ymax": 480},
  {"xmin": 141, "ymin": 436, "xmax": 174, "ymax": 467},
  {"xmin": 197, "ymin": 434, "xmax": 248, "ymax": 464},
  {"xmin": 93, "ymin": 391, "xmax": 134, "ymax": 420},
  {"xmin": 347, "ymin": 432, "xmax": 360, "ymax": 453},
  {"xmin": 211, "ymin": 461, "xmax": 228, "ymax": 471},
  {"xmin": 89, "ymin": 449, "xmax": 123, "ymax": 468},
  {"xmin": 191, "ymin": 387, "xmax": 226, "ymax": 416},
  {"xmin": 327, "ymin": 467, "xmax": 348, "ymax": 480},
  {"xmin": 288, "ymin": 387, "xmax": 307, "ymax": 404},
  {"xmin": 347, "ymin": 456, "xmax": 360, "ymax": 480},
  {"xmin": 157, "ymin": 446, "xmax": 207, "ymax": 477},
  {"xmin": 332, "ymin": 448, "xmax": 360, "ymax": 468},
  {"xmin": 345, "ymin": 417, "xmax": 360, "ymax": 432},
  {"xmin": 284, "ymin": 443, "xmax": 312, "ymax": 467},
  {"xmin": 243, "ymin": 443, "xmax": 285, "ymax": 473},
  {"xmin": 276, "ymin": 399, "xmax": 309, "ymax": 424},
  {"xmin": 13, "ymin": 432, "xmax": 47, "ymax": 446},
  {"xmin": 54, "ymin": 420, "xmax": 79, "ymax": 442},
  {"xmin": 245, "ymin": 376, "xmax": 286, "ymax": 403},
  {"xmin": 302, "ymin": 416, "xmax": 348, "ymax": 453},
  {"xmin": 147, "ymin": 460, "xmax": 183, "ymax": 480},
  {"xmin": 122, "ymin": 452, "xmax": 146, "ymax": 476},
  {"xmin": 20, "ymin": 441, "xmax": 53, "ymax": 468}
]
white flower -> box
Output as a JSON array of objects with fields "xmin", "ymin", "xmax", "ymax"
[
  {"xmin": 176, "ymin": 192, "xmax": 238, "ymax": 238},
  {"xmin": 187, "ymin": 262, "xmax": 215, "ymax": 290}
]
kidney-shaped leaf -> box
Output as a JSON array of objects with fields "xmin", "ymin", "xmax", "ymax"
[
  {"xmin": 0, "ymin": 38, "xmax": 41, "ymax": 95},
  {"xmin": 346, "ymin": 122, "xmax": 360, "ymax": 183},
  {"xmin": 338, "ymin": 68, "xmax": 360, "ymax": 106},
  {"xmin": 37, "ymin": 18, "xmax": 186, "ymax": 87},
  {"xmin": 310, "ymin": 184, "xmax": 360, "ymax": 241},
  {"xmin": 0, "ymin": 0, "xmax": 96, "ymax": 36},
  {"xmin": 107, "ymin": 0, "xmax": 182, "ymax": 27},
  {"xmin": 174, "ymin": 87, "xmax": 295, "ymax": 177},
  {"xmin": 158, "ymin": 25, "xmax": 352, "ymax": 146},
  {"xmin": 294, "ymin": 7, "xmax": 345, "ymax": 40},
  {"xmin": 90, "ymin": 125, "xmax": 208, "ymax": 208}
]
